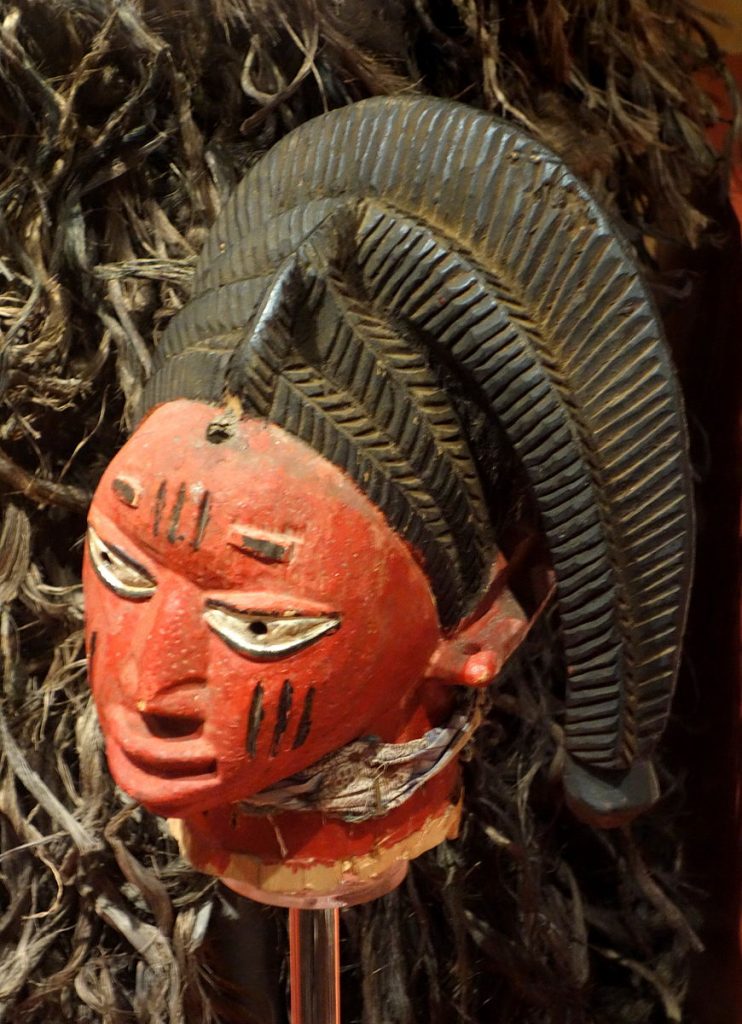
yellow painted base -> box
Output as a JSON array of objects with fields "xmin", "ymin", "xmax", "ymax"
[{"xmin": 169, "ymin": 797, "xmax": 462, "ymax": 909}]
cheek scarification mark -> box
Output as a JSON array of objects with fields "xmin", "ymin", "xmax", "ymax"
[
  {"xmin": 270, "ymin": 679, "xmax": 293, "ymax": 757},
  {"xmin": 192, "ymin": 490, "xmax": 212, "ymax": 550},
  {"xmin": 87, "ymin": 631, "xmax": 98, "ymax": 681},
  {"xmin": 167, "ymin": 483, "xmax": 187, "ymax": 544},
  {"xmin": 246, "ymin": 682, "xmax": 265, "ymax": 758},
  {"xmin": 292, "ymin": 686, "xmax": 315, "ymax": 750},
  {"xmin": 153, "ymin": 481, "xmax": 167, "ymax": 537}
]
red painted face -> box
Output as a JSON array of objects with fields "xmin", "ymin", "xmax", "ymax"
[{"xmin": 84, "ymin": 400, "xmax": 441, "ymax": 818}]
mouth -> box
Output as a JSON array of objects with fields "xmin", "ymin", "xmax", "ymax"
[
  {"xmin": 106, "ymin": 703, "xmax": 219, "ymax": 799},
  {"xmin": 140, "ymin": 711, "xmax": 204, "ymax": 740},
  {"xmin": 105, "ymin": 737, "xmax": 223, "ymax": 818},
  {"xmin": 123, "ymin": 749, "xmax": 218, "ymax": 780}
]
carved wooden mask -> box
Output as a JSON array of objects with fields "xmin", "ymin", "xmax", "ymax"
[
  {"xmin": 84, "ymin": 401, "xmax": 445, "ymax": 817},
  {"xmin": 84, "ymin": 96, "xmax": 694, "ymax": 834}
]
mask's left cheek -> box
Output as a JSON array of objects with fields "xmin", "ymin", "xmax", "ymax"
[{"xmin": 82, "ymin": 558, "xmax": 142, "ymax": 687}]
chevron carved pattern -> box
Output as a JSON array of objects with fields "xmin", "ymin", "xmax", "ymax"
[{"xmin": 142, "ymin": 96, "xmax": 693, "ymax": 788}]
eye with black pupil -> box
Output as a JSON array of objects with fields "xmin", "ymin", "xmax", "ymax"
[
  {"xmin": 203, "ymin": 604, "xmax": 341, "ymax": 661},
  {"xmin": 87, "ymin": 527, "xmax": 156, "ymax": 601}
]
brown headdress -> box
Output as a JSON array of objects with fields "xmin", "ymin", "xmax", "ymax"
[{"xmin": 137, "ymin": 96, "xmax": 694, "ymax": 811}]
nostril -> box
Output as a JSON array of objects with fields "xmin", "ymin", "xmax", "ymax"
[{"xmin": 142, "ymin": 713, "xmax": 203, "ymax": 739}]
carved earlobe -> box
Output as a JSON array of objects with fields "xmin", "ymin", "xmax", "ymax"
[
  {"xmin": 424, "ymin": 575, "xmax": 530, "ymax": 689},
  {"xmin": 425, "ymin": 642, "xmax": 502, "ymax": 688}
]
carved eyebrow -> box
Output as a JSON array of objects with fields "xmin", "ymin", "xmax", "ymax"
[
  {"xmin": 227, "ymin": 524, "xmax": 298, "ymax": 564},
  {"xmin": 111, "ymin": 476, "xmax": 141, "ymax": 508}
]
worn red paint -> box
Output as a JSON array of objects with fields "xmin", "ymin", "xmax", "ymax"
[
  {"xmin": 84, "ymin": 399, "xmax": 446, "ymax": 815},
  {"xmin": 183, "ymin": 759, "xmax": 462, "ymax": 865},
  {"xmin": 84, "ymin": 399, "xmax": 533, "ymax": 891}
]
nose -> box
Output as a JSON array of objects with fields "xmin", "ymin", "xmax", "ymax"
[{"xmin": 121, "ymin": 578, "xmax": 210, "ymax": 707}]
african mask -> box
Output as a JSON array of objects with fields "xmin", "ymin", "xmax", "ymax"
[{"xmin": 84, "ymin": 96, "xmax": 693, "ymax": 906}]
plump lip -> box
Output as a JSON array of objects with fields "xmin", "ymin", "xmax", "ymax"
[
  {"xmin": 123, "ymin": 748, "xmax": 218, "ymax": 780},
  {"xmin": 103, "ymin": 702, "xmax": 222, "ymax": 812},
  {"xmin": 108, "ymin": 702, "xmax": 211, "ymax": 756},
  {"xmin": 115, "ymin": 727, "xmax": 215, "ymax": 770},
  {"xmin": 105, "ymin": 734, "xmax": 224, "ymax": 816}
]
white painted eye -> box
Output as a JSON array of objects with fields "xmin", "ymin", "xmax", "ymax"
[
  {"xmin": 87, "ymin": 527, "xmax": 156, "ymax": 601},
  {"xmin": 204, "ymin": 604, "xmax": 340, "ymax": 661}
]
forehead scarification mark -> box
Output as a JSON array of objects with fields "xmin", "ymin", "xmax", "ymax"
[
  {"xmin": 112, "ymin": 476, "xmax": 141, "ymax": 508},
  {"xmin": 191, "ymin": 490, "xmax": 212, "ymax": 551},
  {"xmin": 167, "ymin": 483, "xmax": 187, "ymax": 544},
  {"xmin": 270, "ymin": 679, "xmax": 294, "ymax": 757},
  {"xmin": 227, "ymin": 524, "xmax": 298, "ymax": 564},
  {"xmin": 153, "ymin": 481, "xmax": 167, "ymax": 537},
  {"xmin": 246, "ymin": 682, "xmax": 265, "ymax": 758}
]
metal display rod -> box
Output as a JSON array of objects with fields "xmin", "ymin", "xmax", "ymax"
[{"xmin": 289, "ymin": 908, "xmax": 340, "ymax": 1024}]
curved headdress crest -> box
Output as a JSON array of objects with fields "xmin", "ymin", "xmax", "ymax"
[{"xmin": 138, "ymin": 96, "xmax": 693, "ymax": 806}]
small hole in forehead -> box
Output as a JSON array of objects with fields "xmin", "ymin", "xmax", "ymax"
[
  {"xmin": 205, "ymin": 420, "xmax": 234, "ymax": 444},
  {"xmin": 205, "ymin": 402, "xmax": 241, "ymax": 444}
]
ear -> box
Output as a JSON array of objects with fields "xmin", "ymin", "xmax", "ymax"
[{"xmin": 423, "ymin": 576, "xmax": 531, "ymax": 688}]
